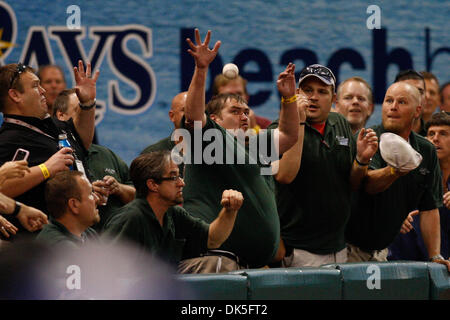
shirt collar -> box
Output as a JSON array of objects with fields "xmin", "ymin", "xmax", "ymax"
[{"xmin": 50, "ymin": 219, "xmax": 85, "ymax": 244}]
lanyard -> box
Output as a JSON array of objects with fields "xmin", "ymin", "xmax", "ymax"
[{"xmin": 3, "ymin": 117, "xmax": 56, "ymax": 141}]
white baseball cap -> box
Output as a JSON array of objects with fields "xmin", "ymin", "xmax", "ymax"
[{"xmin": 379, "ymin": 132, "xmax": 422, "ymax": 171}]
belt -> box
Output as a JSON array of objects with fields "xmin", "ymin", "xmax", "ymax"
[
  {"xmin": 349, "ymin": 242, "xmax": 383, "ymax": 257},
  {"xmin": 203, "ymin": 249, "xmax": 249, "ymax": 268}
]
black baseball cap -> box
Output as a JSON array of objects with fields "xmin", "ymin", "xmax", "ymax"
[{"xmin": 298, "ymin": 64, "xmax": 336, "ymax": 91}]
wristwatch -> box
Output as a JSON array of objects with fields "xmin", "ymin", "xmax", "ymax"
[
  {"xmin": 11, "ymin": 201, "xmax": 22, "ymax": 217},
  {"xmin": 429, "ymin": 254, "xmax": 444, "ymax": 261}
]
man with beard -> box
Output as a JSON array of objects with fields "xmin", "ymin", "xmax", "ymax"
[{"xmin": 345, "ymin": 82, "xmax": 450, "ymax": 271}]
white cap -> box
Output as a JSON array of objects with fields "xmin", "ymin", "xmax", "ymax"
[{"xmin": 379, "ymin": 132, "xmax": 422, "ymax": 171}]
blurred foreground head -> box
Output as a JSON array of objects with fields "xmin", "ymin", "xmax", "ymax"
[{"xmin": 0, "ymin": 239, "xmax": 192, "ymax": 299}]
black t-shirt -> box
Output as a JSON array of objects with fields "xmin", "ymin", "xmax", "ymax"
[{"xmin": 0, "ymin": 115, "xmax": 88, "ymax": 237}]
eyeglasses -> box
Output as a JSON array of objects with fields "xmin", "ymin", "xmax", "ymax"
[
  {"xmin": 158, "ymin": 175, "xmax": 183, "ymax": 182},
  {"xmin": 9, "ymin": 63, "xmax": 27, "ymax": 89},
  {"xmin": 299, "ymin": 65, "xmax": 336, "ymax": 84}
]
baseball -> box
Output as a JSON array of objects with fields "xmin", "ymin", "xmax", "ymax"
[{"xmin": 222, "ymin": 63, "xmax": 239, "ymax": 79}]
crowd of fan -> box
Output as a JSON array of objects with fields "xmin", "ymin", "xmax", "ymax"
[{"xmin": 0, "ymin": 29, "xmax": 449, "ymax": 289}]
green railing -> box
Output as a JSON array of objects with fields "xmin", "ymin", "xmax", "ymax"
[{"xmin": 177, "ymin": 261, "xmax": 450, "ymax": 300}]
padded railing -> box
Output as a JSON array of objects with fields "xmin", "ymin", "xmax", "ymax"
[{"xmin": 175, "ymin": 262, "xmax": 450, "ymax": 300}]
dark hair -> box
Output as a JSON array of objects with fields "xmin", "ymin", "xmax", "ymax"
[
  {"xmin": 37, "ymin": 65, "xmax": 66, "ymax": 84},
  {"xmin": 394, "ymin": 69, "xmax": 424, "ymax": 83},
  {"xmin": 45, "ymin": 171, "xmax": 84, "ymax": 219},
  {"xmin": 52, "ymin": 88, "xmax": 77, "ymax": 117},
  {"xmin": 130, "ymin": 151, "xmax": 171, "ymax": 198},
  {"xmin": 0, "ymin": 63, "xmax": 36, "ymax": 112},
  {"xmin": 425, "ymin": 111, "xmax": 450, "ymax": 133},
  {"xmin": 206, "ymin": 93, "xmax": 248, "ymax": 116}
]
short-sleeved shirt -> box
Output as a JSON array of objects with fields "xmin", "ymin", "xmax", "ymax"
[
  {"xmin": 345, "ymin": 125, "xmax": 443, "ymax": 251},
  {"xmin": 0, "ymin": 115, "xmax": 88, "ymax": 238},
  {"xmin": 103, "ymin": 197, "xmax": 210, "ymax": 265},
  {"xmin": 181, "ymin": 116, "xmax": 280, "ymax": 268},
  {"xmin": 85, "ymin": 144, "xmax": 133, "ymax": 231},
  {"xmin": 268, "ymin": 112, "xmax": 356, "ymax": 254},
  {"xmin": 35, "ymin": 219, "xmax": 98, "ymax": 249}
]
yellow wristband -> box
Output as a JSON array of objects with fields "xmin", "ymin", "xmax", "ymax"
[
  {"xmin": 39, "ymin": 164, "xmax": 50, "ymax": 180},
  {"xmin": 390, "ymin": 167, "xmax": 397, "ymax": 175},
  {"xmin": 281, "ymin": 95, "xmax": 297, "ymax": 104}
]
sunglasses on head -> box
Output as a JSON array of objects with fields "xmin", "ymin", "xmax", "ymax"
[
  {"xmin": 299, "ymin": 65, "xmax": 336, "ymax": 83},
  {"xmin": 9, "ymin": 63, "xmax": 27, "ymax": 89}
]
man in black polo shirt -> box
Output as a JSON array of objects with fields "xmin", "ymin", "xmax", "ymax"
[
  {"xmin": 0, "ymin": 61, "xmax": 99, "ymax": 239},
  {"xmin": 36, "ymin": 171, "xmax": 99, "ymax": 248},
  {"xmin": 269, "ymin": 64, "xmax": 378, "ymax": 267},
  {"xmin": 345, "ymin": 82, "xmax": 450, "ymax": 271}
]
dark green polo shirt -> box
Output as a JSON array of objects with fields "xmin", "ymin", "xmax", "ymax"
[
  {"xmin": 103, "ymin": 198, "xmax": 209, "ymax": 265},
  {"xmin": 268, "ymin": 112, "xmax": 356, "ymax": 254},
  {"xmin": 181, "ymin": 116, "xmax": 280, "ymax": 268},
  {"xmin": 35, "ymin": 220, "xmax": 98, "ymax": 249},
  {"xmin": 345, "ymin": 125, "xmax": 443, "ymax": 251},
  {"xmin": 85, "ymin": 144, "xmax": 134, "ymax": 231}
]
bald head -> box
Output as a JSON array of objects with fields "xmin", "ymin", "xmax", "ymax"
[
  {"xmin": 393, "ymin": 82, "xmax": 421, "ymax": 105},
  {"xmin": 169, "ymin": 92, "xmax": 187, "ymax": 129},
  {"xmin": 382, "ymin": 82, "xmax": 422, "ymax": 139}
]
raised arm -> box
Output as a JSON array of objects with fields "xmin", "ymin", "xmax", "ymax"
[
  {"xmin": 73, "ymin": 60, "xmax": 100, "ymax": 150},
  {"xmin": 273, "ymin": 63, "xmax": 300, "ymax": 155},
  {"xmin": 207, "ymin": 189, "xmax": 243, "ymax": 249},
  {"xmin": 185, "ymin": 29, "xmax": 221, "ymax": 128},
  {"xmin": 350, "ymin": 128, "xmax": 378, "ymax": 191},
  {"xmin": 273, "ymin": 91, "xmax": 307, "ymax": 184}
]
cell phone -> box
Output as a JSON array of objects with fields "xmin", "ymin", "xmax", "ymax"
[{"xmin": 12, "ymin": 148, "xmax": 30, "ymax": 161}]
